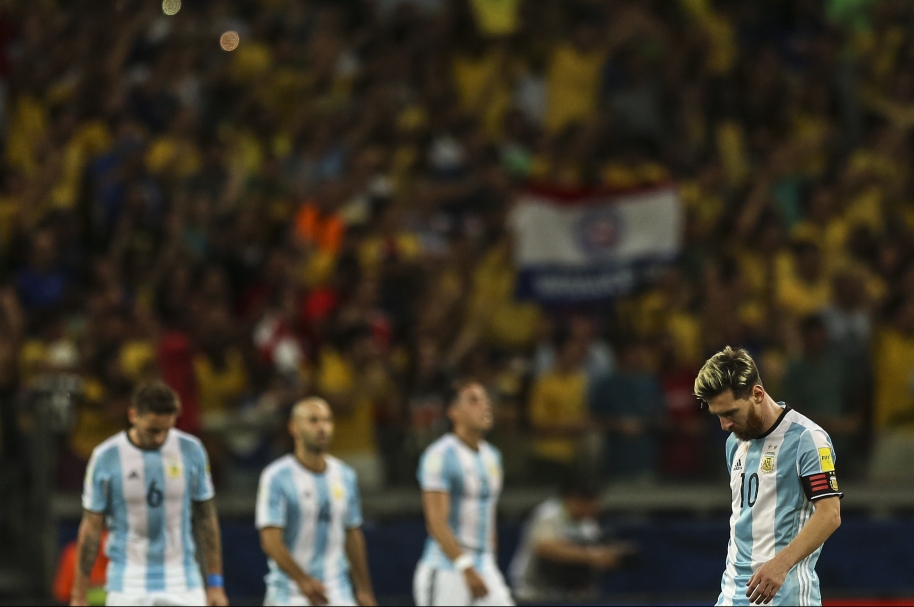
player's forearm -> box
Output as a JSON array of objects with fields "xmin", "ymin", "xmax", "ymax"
[
  {"xmin": 192, "ymin": 499, "xmax": 224, "ymax": 576},
  {"xmin": 344, "ymin": 528, "xmax": 374, "ymax": 596},
  {"xmin": 72, "ymin": 513, "xmax": 104, "ymax": 600},
  {"xmin": 260, "ymin": 529, "xmax": 312, "ymax": 584},
  {"xmin": 427, "ymin": 518, "xmax": 466, "ymax": 562},
  {"xmin": 775, "ymin": 497, "xmax": 841, "ymax": 570}
]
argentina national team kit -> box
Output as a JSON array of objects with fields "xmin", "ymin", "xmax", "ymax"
[
  {"xmin": 414, "ymin": 433, "xmax": 514, "ymax": 606},
  {"xmin": 256, "ymin": 454, "xmax": 363, "ymax": 606},
  {"xmin": 718, "ymin": 404, "xmax": 843, "ymax": 606},
  {"xmin": 82, "ymin": 429, "xmax": 214, "ymax": 605}
]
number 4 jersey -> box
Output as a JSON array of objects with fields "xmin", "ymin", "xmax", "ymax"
[
  {"xmin": 717, "ymin": 404, "xmax": 843, "ymax": 607},
  {"xmin": 82, "ymin": 429, "xmax": 215, "ymax": 594}
]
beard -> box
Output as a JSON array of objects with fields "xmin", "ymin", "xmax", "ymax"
[{"xmin": 733, "ymin": 404, "xmax": 767, "ymax": 441}]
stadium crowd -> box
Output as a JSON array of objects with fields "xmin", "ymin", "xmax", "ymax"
[{"xmin": 1, "ymin": 0, "xmax": 913, "ymax": 493}]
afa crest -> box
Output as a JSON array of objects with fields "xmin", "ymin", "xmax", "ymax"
[
  {"xmin": 761, "ymin": 453, "xmax": 775, "ymax": 474},
  {"xmin": 167, "ymin": 462, "xmax": 182, "ymax": 479},
  {"xmin": 829, "ymin": 476, "xmax": 839, "ymax": 491}
]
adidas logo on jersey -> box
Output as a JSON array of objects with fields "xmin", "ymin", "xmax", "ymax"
[
  {"xmin": 733, "ymin": 460, "xmax": 742, "ymax": 472},
  {"xmin": 128, "ymin": 471, "xmax": 139, "ymax": 480}
]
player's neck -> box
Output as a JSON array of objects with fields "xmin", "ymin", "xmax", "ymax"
[
  {"xmin": 759, "ymin": 396, "xmax": 786, "ymax": 434},
  {"xmin": 453, "ymin": 427, "xmax": 482, "ymax": 451},
  {"xmin": 294, "ymin": 447, "xmax": 327, "ymax": 473}
]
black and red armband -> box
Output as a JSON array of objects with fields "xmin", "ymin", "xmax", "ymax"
[{"xmin": 801, "ymin": 471, "xmax": 844, "ymax": 501}]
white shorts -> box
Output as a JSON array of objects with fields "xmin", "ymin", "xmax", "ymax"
[
  {"xmin": 106, "ymin": 588, "xmax": 206, "ymax": 606},
  {"xmin": 263, "ymin": 585, "xmax": 356, "ymax": 606},
  {"xmin": 414, "ymin": 557, "xmax": 514, "ymax": 606}
]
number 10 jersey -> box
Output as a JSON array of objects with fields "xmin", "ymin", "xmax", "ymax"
[
  {"xmin": 717, "ymin": 405, "xmax": 843, "ymax": 606},
  {"xmin": 82, "ymin": 429, "xmax": 215, "ymax": 594}
]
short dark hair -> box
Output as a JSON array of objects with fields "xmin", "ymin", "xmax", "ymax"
[
  {"xmin": 444, "ymin": 377, "xmax": 480, "ymax": 408},
  {"xmin": 132, "ymin": 381, "xmax": 181, "ymax": 415},
  {"xmin": 693, "ymin": 346, "xmax": 761, "ymax": 404}
]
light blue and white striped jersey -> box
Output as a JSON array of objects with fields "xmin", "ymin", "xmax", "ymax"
[
  {"xmin": 255, "ymin": 454, "xmax": 362, "ymax": 603},
  {"xmin": 417, "ymin": 433, "xmax": 504, "ymax": 570},
  {"xmin": 717, "ymin": 405, "xmax": 844, "ymax": 606},
  {"xmin": 82, "ymin": 429, "xmax": 215, "ymax": 594}
]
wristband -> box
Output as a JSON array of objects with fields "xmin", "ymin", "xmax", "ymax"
[
  {"xmin": 207, "ymin": 574, "xmax": 224, "ymax": 588},
  {"xmin": 453, "ymin": 554, "xmax": 474, "ymax": 572}
]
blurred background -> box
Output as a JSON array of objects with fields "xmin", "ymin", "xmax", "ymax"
[{"xmin": 0, "ymin": 0, "xmax": 913, "ymax": 604}]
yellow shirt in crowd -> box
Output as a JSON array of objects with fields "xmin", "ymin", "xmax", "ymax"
[
  {"xmin": 528, "ymin": 369, "xmax": 587, "ymax": 464},
  {"xmin": 873, "ymin": 329, "xmax": 914, "ymax": 430}
]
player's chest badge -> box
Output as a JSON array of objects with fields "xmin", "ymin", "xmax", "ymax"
[
  {"xmin": 761, "ymin": 451, "xmax": 776, "ymax": 474},
  {"xmin": 167, "ymin": 461, "xmax": 182, "ymax": 479},
  {"xmin": 332, "ymin": 482, "xmax": 345, "ymax": 502}
]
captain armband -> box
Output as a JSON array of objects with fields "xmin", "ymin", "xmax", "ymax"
[{"xmin": 801, "ymin": 471, "xmax": 844, "ymax": 501}]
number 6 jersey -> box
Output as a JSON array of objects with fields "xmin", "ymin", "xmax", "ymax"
[
  {"xmin": 717, "ymin": 404, "xmax": 843, "ymax": 606},
  {"xmin": 82, "ymin": 429, "xmax": 215, "ymax": 594}
]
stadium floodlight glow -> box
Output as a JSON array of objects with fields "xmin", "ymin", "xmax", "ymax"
[
  {"xmin": 220, "ymin": 31, "xmax": 240, "ymax": 51},
  {"xmin": 162, "ymin": 0, "xmax": 181, "ymax": 16}
]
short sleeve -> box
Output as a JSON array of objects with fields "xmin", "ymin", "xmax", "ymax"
[
  {"xmin": 256, "ymin": 469, "xmax": 288, "ymax": 529},
  {"xmin": 530, "ymin": 511, "xmax": 563, "ymax": 544},
  {"xmin": 344, "ymin": 468, "xmax": 363, "ymax": 529},
  {"xmin": 184, "ymin": 439, "xmax": 215, "ymax": 502},
  {"xmin": 418, "ymin": 447, "xmax": 452, "ymax": 492},
  {"xmin": 82, "ymin": 447, "xmax": 112, "ymax": 514},
  {"xmin": 797, "ymin": 428, "xmax": 844, "ymax": 501}
]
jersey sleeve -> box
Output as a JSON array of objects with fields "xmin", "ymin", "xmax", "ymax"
[
  {"xmin": 255, "ymin": 468, "xmax": 287, "ymax": 529},
  {"xmin": 797, "ymin": 428, "xmax": 844, "ymax": 501},
  {"xmin": 82, "ymin": 447, "xmax": 112, "ymax": 514},
  {"xmin": 418, "ymin": 446, "xmax": 452, "ymax": 493},
  {"xmin": 187, "ymin": 440, "xmax": 216, "ymax": 502},
  {"xmin": 344, "ymin": 467, "xmax": 363, "ymax": 529}
]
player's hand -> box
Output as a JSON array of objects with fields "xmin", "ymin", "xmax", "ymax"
[
  {"xmin": 746, "ymin": 557, "xmax": 789, "ymax": 604},
  {"xmin": 355, "ymin": 590, "xmax": 378, "ymax": 606},
  {"xmin": 69, "ymin": 596, "xmax": 88, "ymax": 606},
  {"xmin": 297, "ymin": 576, "xmax": 329, "ymax": 606},
  {"xmin": 589, "ymin": 542, "xmax": 638, "ymax": 569},
  {"xmin": 206, "ymin": 586, "xmax": 230, "ymax": 606},
  {"xmin": 463, "ymin": 568, "xmax": 489, "ymax": 600}
]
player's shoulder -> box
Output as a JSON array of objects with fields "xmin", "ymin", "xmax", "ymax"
[
  {"xmin": 784, "ymin": 407, "xmax": 831, "ymax": 441},
  {"xmin": 422, "ymin": 433, "xmax": 458, "ymax": 458},
  {"xmin": 325, "ymin": 455, "xmax": 358, "ymax": 481},
  {"xmin": 171, "ymin": 429, "xmax": 206, "ymax": 451},
  {"xmin": 90, "ymin": 431, "xmax": 126, "ymax": 459},
  {"xmin": 260, "ymin": 454, "xmax": 296, "ymax": 480},
  {"xmin": 481, "ymin": 440, "xmax": 503, "ymax": 461}
]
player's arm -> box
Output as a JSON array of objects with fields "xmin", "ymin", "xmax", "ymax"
[
  {"xmin": 191, "ymin": 499, "xmax": 229, "ymax": 606},
  {"xmin": 344, "ymin": 527, "xmax": 377, "ymax": 606},
  {"xmin": 70, "ymin": 510, "xmax": 105, "ymax": 606},
  {"xmin": 747, "ymin": 496, "xmax": 840, "ymax": 604},
  {"xmin": 422, "ymin": 490, "xmax": 488, "ymax": 599},
  {"xmin": 535, "ymin": 538, "xmax": 632, "ymax": 570},
  {"xmin": 260, "ymin": 527, "xmax": 329, "ymax": 605}
]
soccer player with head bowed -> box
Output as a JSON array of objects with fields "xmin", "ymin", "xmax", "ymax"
[
  {"xmin": 256, "ymin": 398, "xmax": 376, "ymax": 606},
  {"xmin": 696, "ymin": 347, "xmax": 843, "ymax": 606},
  {"xmin": 73, "ymin": 382, "xmax": 228, "ymax": 606},
  {"xmin": 413, "ymin": 380, "xmax": 514, "ymax": 606}
]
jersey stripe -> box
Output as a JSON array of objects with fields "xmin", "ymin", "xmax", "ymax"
[{"xmin": 310, "ymin": 474, "xmax": 331, "ymax": 582}]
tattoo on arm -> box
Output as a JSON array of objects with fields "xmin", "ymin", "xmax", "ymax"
[
  {"xmin": 192, "ymin": 499, "xmax": 223, "ymax": 575},
  {"xmin": 78, "ymin": 525, "xmax": 103, "ymax": 576}
]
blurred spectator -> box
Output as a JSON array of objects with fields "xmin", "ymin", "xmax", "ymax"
[
  {"xmin": 534, "ymin": 314, "xmax": 615, "ymax": 387},
  {"xmin": 316, "ymin": 324, "xmax": 399, "ymax": 491},
  {"xmin": 869, "ymin": 297, "xmax": 914, "ymax": 482},
  {"xmin": 509, "ymin": 475, "xmax": 637, "ymax": 603},
  {"xmin": 528, "ymin": 332, "xmax": 590, "ymax": 482},
  {"xmin": 782, "ymin": 315, "xmax": 862, "ymax": 472},
  {"xmin": 591, "ymin": 341, "xmax": 665, "ymax": 482}
]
